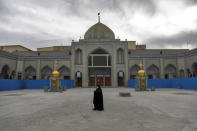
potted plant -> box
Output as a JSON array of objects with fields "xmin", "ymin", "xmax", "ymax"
[
  {"xmin": 62, "ymin": 86, "xmax": 66, "ymax": 91},
  {"xmin": 151, "ymin": 86, "xmax": 155, "ymax": 91},
  {"xmin": 43, "ymin": 86, "xmax": 48, "ymax": 92},
  {"xmin": 135, "ymin": 85, "xmax": 140, "ymax": 91},
  {"xmin": 59, "ymin": 86, "xmax": 63, "ymax": 92}
]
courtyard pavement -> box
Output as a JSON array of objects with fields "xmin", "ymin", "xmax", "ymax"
[{"xmin": 0, "ymin": 88, "xmax": 197, "ymax": 131}]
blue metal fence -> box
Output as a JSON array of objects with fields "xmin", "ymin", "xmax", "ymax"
[
  {"xmin": 61, "ymin": 80, "xmax": 74, "ymax": 89},
  {"xmin": 128, "ymin": 77, "xmax": 197, "ymax": 90},
  {"xmin": 0, "ymin": 79, "xmax": 24, "ymax": 91},
  {"xmin": 0, "ymin": 79, "xmax": 74, "ymax": 91},
  {"xmin": 25, "ymin": 80, "xmax": 50, "ymax": 89},
  {"xmin": 1, "ymin": 78, "xmax": 196, "ymax": 91}
]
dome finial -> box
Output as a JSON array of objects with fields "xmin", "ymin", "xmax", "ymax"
[{"xmin": 98, "ymin": 12, "xmax": 100, "ymax": 23}]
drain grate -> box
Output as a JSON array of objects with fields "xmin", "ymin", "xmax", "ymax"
[{"xmin": 119, "ymin": 92, "xmax": 131, "ymax": 97}]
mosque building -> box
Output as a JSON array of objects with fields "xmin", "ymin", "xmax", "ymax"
[{"xmin": 0, "ymin": 16, "xmax": 197, "ymax": 87}]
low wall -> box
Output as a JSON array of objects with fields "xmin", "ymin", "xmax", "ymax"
[
  {"xmin": 0, "ymin": 79, "xmax": 74, "ymax": 91},
  {"xmin": 128, "ymin": 77, "xmax": 197, "ymax": 90}
]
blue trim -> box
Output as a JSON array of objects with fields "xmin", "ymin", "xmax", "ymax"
[
  {"xmin": 128, "ymin": 48, "xmax": 197, "ymax": 59},
  {"xmin": 0, "ymin": 50, "xmax": 71, "ymax": 60},
  {"xmin": 1, "ymin": 48, "xmax": 197, "ymax": 60}
]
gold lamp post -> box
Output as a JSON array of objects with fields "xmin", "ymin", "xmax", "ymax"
[
  {"xmin": 138, "ymin": 63, "xmax": 145, "ymax": 77},
  {"xmin": 136, "ymin": 62, "xmax": 147, "ymax": 91},
  {"xmin": 52, "ymin": 64, "xmax": 59, "ymax": 78},
  {"xmin": 49, "ymin": 64, "xmax": 61, "ymax": 92}
]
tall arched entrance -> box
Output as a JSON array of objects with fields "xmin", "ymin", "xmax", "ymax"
[
  {"xmin": 58, "ymin": 66, "xmax": 70, "ymax": 79},
  {"xmin": 192, "ymin": 63, "xmax": 197, "ymax": 77},
  {"xmin": 41, "ymin": 66, "xmax": 52, "ymax": 80},
  {"xmin": 164, "ymin": 64, "xmax": 176, "ymax": 79},
  {"xmin": 88, "ymin": 48, "xmax": 111, "ymax": 87},
  {"xmin": 25, "ymin": 66, "xmax": 36, "ymax": 80},
  {"xmin": 1, "ymin": 65, "xmax": 10, "ymax": 79},
  {"xmin": 146, "ymin": 64, "xmax": 159, "ymax": 79},
  {"xmin": 130, "ymin": 65, "xmax": 140, "ymax": 79}
]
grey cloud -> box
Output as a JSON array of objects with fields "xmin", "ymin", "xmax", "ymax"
[
  {"xmin": 76, "ymin": 0, "xmax": 156, "ymax": 16},
  {"xmin": 0, "ymin": 0, "xmax": 10, "ymax": 22},
  {"xmin": 130, "ymin": 0, "xmax": 157, "ymax": 15},
  {"xmin": 146, "ymin": 30, "xmax": 197, "ymax": 48},
  {"xmin": 0, "ymin": 30, "xmax": 71, "ymax": 50},
  {"xmin": 184, "ymin": 0, "xmax": 197, "ymax": 5},
  {"xmin": 0, "ymin": 0, "xmax": 8, "ymax": 13},
  {"xmin": 15, "ymin": 0, "xmax": 157, "ymax": 17},
  {"xmin": 0, "ymin": 31, "xmax": 41, "ymax": 44},
  {"xmin": 0, "ymin": 0, "xmax": 157, "ymax": 24},
  {"xmin": 0, "ymin": 0, "xmax": 196, "ymax": 50},
  {"xmin": 0, "ymin": 31, "xmax": 39, "ymax": 49}
]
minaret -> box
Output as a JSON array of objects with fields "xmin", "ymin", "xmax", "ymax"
[{"xmin": 98, "ymin": 12, "xmax": 100, "ymax": 23}]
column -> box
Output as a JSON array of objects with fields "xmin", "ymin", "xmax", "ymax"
[
  {"xmin": 36, "ymin": 60, "xmax": 41, "ymax": 79},
  {"xmin": 112, "ymin": 45, "xmax": 117, "ymax": 87},
  {"xmin": 71, "ymin": 45, "xmax": 75, "ymax": 81},
  {"xmin": 16, "ymin": 60, "xmax": 24, "ymax": 80},
  {"xmin": 82, "ymin": 45, "xmax": 88, "ymax": 87},
  {"xmin": 124, "ymin": 44, "xmax": 129, "ymax": 86},
  {"xmin": 91, "ymin": 55, "xmax": 93, "ymax": 67},
  {"xmin": 107, "ymin": 55, "xmax": 108, "ymax": 67},
  {"xmin": 177, "ymin": 57, "xmax": 185, "ymax": 78},
  {"xmin": 160, "ymin": 58, "xmax": 164, "ymax": 78},
  {"xmin": 142, "ymin": 58, "xmax": 146, "ymax": 71}
]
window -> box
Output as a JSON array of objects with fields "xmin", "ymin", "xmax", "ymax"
[
  {"xmin": 117, "ymin": 48, "xmax": 124, "ymax": 64},
  {"xmin": 75, "ymin": 49, "xmax": 82, "ymax": 65}
]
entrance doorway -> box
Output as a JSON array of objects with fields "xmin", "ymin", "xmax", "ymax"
[
  {"xmin": 88, "ymin": 48, "xmax": 111, "ymax": 87},
  {"xmin": 96, "ymin": 76, "xmax": 104, "ymax": 86},
  {"xmin": 89, "ymin": 68, "xmax": 111, "ymax": 87},
  {"xmin": 76, "ymin": 71, "xmax": 82, "ymax": 87},
  {"xmin": 117, "ymin": 71, "xmax": 124, "ymax": 86}
]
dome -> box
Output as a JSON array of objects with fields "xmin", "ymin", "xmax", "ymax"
[{"xmin": 84, "ymin": 22, "xmax": 115, "ymax": 40}]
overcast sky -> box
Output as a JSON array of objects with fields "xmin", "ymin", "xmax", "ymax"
[{"xmin": 0, "ymin": 0, "xmax": 197, "ymax": 50}]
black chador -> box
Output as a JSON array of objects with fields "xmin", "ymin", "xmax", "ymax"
[{"xmin": 93, "ymin": 85, "xmax": 104, "ymax": 111}]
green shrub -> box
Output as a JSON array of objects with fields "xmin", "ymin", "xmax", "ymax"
[
  {"xmin": 43, "ymin": 86, "xmax": 48, "ymax": 92},
  {"xmin": 43, "ymin": 86, "xmax": 48, "ymax": 89}
]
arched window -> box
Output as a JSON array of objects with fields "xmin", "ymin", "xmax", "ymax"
[
  {"xmin": 130, "ymin": 65, "xmax": 140, "ymax": 79},
  {"xmin": 1, "ymin": 65, "xmax": 10, "ymax": 79},
  {"xmin": 94, "ymin": 32, "xmax": 97, "ymax": 39},
  {"xmin": 117, "ymin": 48, "xmax": 124, "ymax": 64},
  {"xmin": 164, "ymin": 64, "xmax": 176, "ymax": 79},
  {"xmin": 88, "ymin": 34, "xmax": 92, "ymax": 39},
  {"xmin": 75, "ymin": 49, "xmax": 82, "ymax": 65},
  {"xmin": 100, "ymin": 32, "xmax": 105, "ymax": 39},
  {"xmin": 41, "ymin": 66, "xmax": 52, "ymax": 80},
  {"xmin": 25, "ymin": 66, "xmax": 36, "ymax": 80},
  {"xmin": 58, "ymin": 66, "xmax": 70, "ymax": 79},
  {"xmin": 146, "ymin": 64, "xmax": 159, "ymax": 79}
]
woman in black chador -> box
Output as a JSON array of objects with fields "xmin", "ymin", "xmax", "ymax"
[{"xmin": 93, "ymin": 85, "xmax": 104, "ymax": 111}]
